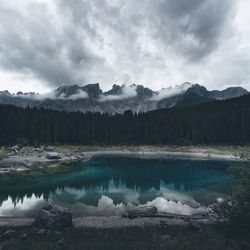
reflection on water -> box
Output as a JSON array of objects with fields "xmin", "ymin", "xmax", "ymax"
[{"xmin": 0, "ymin": 156, "xmax": 235, "ymax": 217}]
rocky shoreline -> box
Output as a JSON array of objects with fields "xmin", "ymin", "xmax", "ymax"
[
  {"xmin": 0, "ymin": 145, "xmax": 84, "ymax": 174},
  {"xmin": 0, "ymin": 216, "xmax": 211, "ymax": 229},
  {"xmin": 0, "ymin": 204, "xmax": 215, "ymax": 229},
  {"xmin": 0, "ymin": 145, "xmax": 244, "ymax": 174},
  {"xmin": 0, "ymin": 204, "xmax": 220, "ymax": 249},
  {"xmin": 0, "ymin": 198, "xmax": 248, "ymax": 249}
]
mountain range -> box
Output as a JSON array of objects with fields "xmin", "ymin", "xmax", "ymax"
[{"xmin": 0, "ymin": 83, "xmax": 248, "ymax": 113}]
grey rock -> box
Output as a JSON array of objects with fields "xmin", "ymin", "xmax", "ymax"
[
  {"xmin": 10, "ymin": 145, "xmax": 21, "ymax": 151},
  {"xmin": 47, "ymin": 152, "xmax": 62, "ymax": 160},
  {"xmin": 35, "ymin": 204, "xmax": 72, "ymax": 230},
  {"xmin": 10, "ymin": 145, "xmax": 22, "ymax": 153},
  {"xmin": 45, "ymin": 146, "xmax": 55, "ymax": 152}
]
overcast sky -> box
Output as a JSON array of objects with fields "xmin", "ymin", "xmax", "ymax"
[{"xmin": 0, "ymin": 0, "xmax": 250, "ymax": 93}]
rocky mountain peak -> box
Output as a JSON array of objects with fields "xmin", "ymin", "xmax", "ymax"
[
  {"xmin": 55, "ymin": 84, "xmax": 82, "ymax": 98},
  {"xmin": 209, "ymin": 86, "xmax": 248, "ymax": 100},
  {"xmin": 81, "ymin": 83, "xmax": 102, "ymax": 99},
  {"xmin": 0, "ymin": 90, "xmax": 11, "ymax": 96},
  {"xmin": 136, "ymin": 85, "xmax": 154, "ymax": 98},
  {"xmin": 186, "ymin": 84, "xmax": 208, "ymax": 96},
  {"xmin": 104, "ymin": 84, "xmax": 123, "ymax": 95},
  {"xmin": 0, "ymin": 82, "xmax": 248, "ymax": 114},
  {"xmin": 219, "ymin": 87, "xmax": 248, "ymax": 99},
  {"xmin": 55, "ymin": 83, "xmax": 102, "ymax": 99}
]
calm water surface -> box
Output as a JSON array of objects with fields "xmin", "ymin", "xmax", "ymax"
[{"xmin": 0, "ymin": 156, "xmax": 236, "ymax": 217}]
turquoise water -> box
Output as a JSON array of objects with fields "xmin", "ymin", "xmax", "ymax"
[{"xmin": 0, "ymin": 156, "xmax": 236, "ymax": 217}]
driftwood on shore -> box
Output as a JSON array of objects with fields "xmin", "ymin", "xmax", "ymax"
[{"xmin": 123, "ymin": 206, "xmax": 209, "ymax": 220}]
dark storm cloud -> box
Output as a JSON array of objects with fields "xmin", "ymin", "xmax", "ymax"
[
  {"xmin": 0, "ymin": 0, "xmax": 105, "ymax": 87},
  {"xmin": 152, "ymin": 0, "xmax": 236, "ymax": 60},
  {"xmin": 0, "ymin": 0, "xmax": 238, "ymax": 89}
]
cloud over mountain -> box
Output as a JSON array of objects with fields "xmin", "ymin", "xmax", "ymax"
[{"xmin": 99, "ymin": 85, "xmax": 137, "ymax": 102}]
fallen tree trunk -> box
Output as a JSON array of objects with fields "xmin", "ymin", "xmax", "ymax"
[{"xmin": 123, "ymin": 206, "xmax": 209, "ymax": 220}]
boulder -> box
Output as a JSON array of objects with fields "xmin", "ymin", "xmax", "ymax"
[
  {"xmin": 35, "ymin": 204, "xmax": 72, "ymax": 230},
  {"xmin": 10, "ymin": 145, "xmax": 21, "ymax": 150},
  {"xmin": 47, "ymin": 152, "xmax": 62, "ymax": 160},
  {"xmin": 10, "ymin": 145, "xmax": 22, "ymax": 153}
]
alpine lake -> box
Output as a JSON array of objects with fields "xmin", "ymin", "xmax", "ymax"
[{"xmin": 0, "ymin": 156, "xmax": 238, "ymax": 217}]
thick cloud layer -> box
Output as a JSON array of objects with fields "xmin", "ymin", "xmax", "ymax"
[
  {"xmin": 0, "ymin": 0, "xmax": 249, "ymax": 92},
  {"xmin": 99, "ymin": 85, "xmax": 137, "ymax": 101},
  {"xmin": 17, "ymin": 89, "xmax": 88, "ymax": 100}
]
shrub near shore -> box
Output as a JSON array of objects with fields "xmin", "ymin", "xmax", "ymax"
[{"xmin": 214, "ymin": 155, "xmax": 250, "ymax": 240}]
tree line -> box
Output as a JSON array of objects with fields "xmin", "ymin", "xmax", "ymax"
[{"xmin": 0, "ymin": 94, "xmax": 250, "ymax": 146}]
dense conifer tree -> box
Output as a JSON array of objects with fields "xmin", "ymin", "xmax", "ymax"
[{"xmin": 0, "ymin": 94, "xmax": 250, "ymax": 146}]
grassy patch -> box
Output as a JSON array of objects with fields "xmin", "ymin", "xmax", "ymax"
[
  {"xmin": 0, "ymin": 161, "xmax": 82, "ymax": 181},
  {"xmin": 1, "ymin": 224, "xmax": 249, "ymax": 250},
  {"xmin": 0, "ymin": 146, "xmax": 8, "ymax": 160}
]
